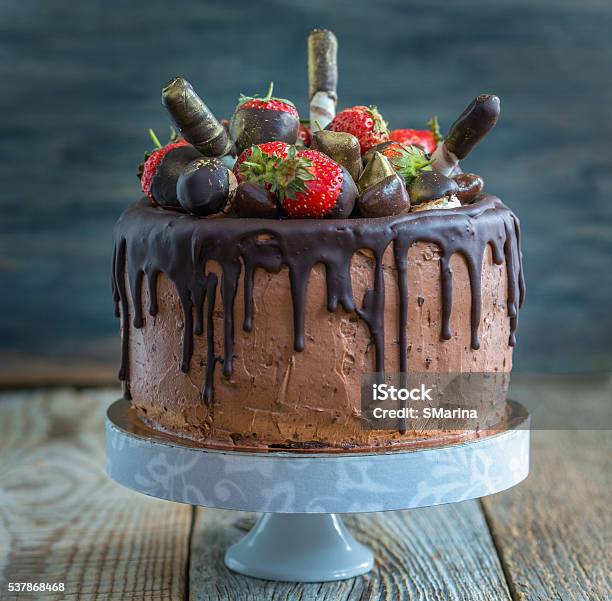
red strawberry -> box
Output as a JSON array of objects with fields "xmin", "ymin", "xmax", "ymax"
[
  {"xmin": 271, "ymin": 148, "xmax": 347, "ymax": 218},
  {"xmin": 389, "ymin": 129, "xmax": 437, "ymax": 154},
  {"xmin": 327, "ymin": 105, "xmax": 389, "ymax": 154},
  {"xmin": 297, "ymin": 122, "xmax": 311, "ymax": 147},
  {"xmin": 140, "ymin": 130, "xmax": 190, "ymax": 202},
  {"xmin": 233, "ymin": 141, "xmax": 290, "ymax": 186},
  {"xmin": 229, "ymin": 82, "xmax": 300, "ymax": 154}
]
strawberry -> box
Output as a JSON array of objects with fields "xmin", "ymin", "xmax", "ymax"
[
  {"xmin": 327, "ymin": 105, "xmax": 389, "ymax": 154},
  {"xmin": 297, "ymin": 121, "xmax": 311, "ymax": 147},
  {"xmin": 233, "ymin": 141, "xmax": 290, "ymax": 186},
  {"xmin": 389, "ymin": 129, "xmax": 437, "ymax": 154},
  {"xmin": 229, "ymin": 82, "xmax": 300, "ymax": 154},
  {"xmin": 364, "ymin": 141, "xmax": 432, "ymax": 184},
  {"xmin": 271, "ymin": 148, "xmax": 353, "ymax": 219},
  {"xmin": 139, "ymin": 129, "xmax": 199, "ymax": 208}
]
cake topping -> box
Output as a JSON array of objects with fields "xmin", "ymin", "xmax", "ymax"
[
  {"xmin": 162, "ymin": 77, "xmax": 232, "ymax": 157},
  {"xmin": 233, "ymin": 141, "xmax": 290, "ymax": 186},
  {"xmin": 311, "ymin": 130, "xmax": 362, "ymax": 181},
  {"xmin": 140, "ymin": 130, "xmax": 202, "ymax": 209},
  {"xmin": 134, "ymin": 29, "xmax": 499, "ymax": 223},
  {"xmin": 176, "ymin": 157, "xmax": 234, "ymax": 216},
  {"xmin": 357, "ymin": 151, "xmax": 396, "ymax": 192},
  {"xmin": 365, "ymin": 142, "xmax": 432, "ymax": 185},
  {"xmin": 408, "ymin": 171, "xmax": 459, "ymax": 205},
  {"xmin": 327, "ymin": 105, "xmax": 390, "ymax": 154},
  {"xmin": 454, "ymin": 173, "xmax": 484, "ymax": 204},
  {"xmin": 232, "ymin": 181, "xmax": 280, "ymax": 219},
  {"xmin": 326, "ymin": 165, "xmax": 358, "ymax": 219},
  {"xmin": 431, "ymin": 94, "xmax": 500, "ymax": 175},
  {"xmin": 389, "ymin": 128, "xmax": 436, "ymax": 154},
  {"xmin": 229, "ymin": 82, "xmax": 300, "ymax": 154},
  {"xmin": 271, "ymin": 148, "xmax": 345, "ymax": 219},
  {"xmin": 307, "ymin": 29, "xmax": 338, "ymax": 131},
  {"xmin": 357, "ymin": 173, "xmax": 410, "ymax": 218}
]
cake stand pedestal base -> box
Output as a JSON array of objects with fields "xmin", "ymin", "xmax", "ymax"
[
  {"xmin": 225, "ymin": 513, "xmax": 373, "ymax": 582},
  {"xmin": 106, "ymin": 399, "xmax": 529, "ymax": 583}
]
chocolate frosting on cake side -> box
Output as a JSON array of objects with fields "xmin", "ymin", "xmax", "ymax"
[{"xmin": 112, "ymin": 195, "xmax": 524, "ymax": 449}]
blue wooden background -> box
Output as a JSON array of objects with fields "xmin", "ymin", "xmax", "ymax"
[{"xmin": 1, "ymin": 0, "xmax": 611, "ymax": 381}]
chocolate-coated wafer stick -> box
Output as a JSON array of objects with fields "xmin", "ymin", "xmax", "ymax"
[
  {"xmin": 431, "ymin": 94, "xmax": 500, "ymax": 176},
  {"xmin": 162, "ymin": 77, "xmax": 232, "ymax": 157},
  {"xmin": 307, "ymin": 29, "xmax": 338, "ymax": 132}
]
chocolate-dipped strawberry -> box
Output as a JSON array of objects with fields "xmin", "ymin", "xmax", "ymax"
[
  {"xmin": 308, "ymin": 29, "xmax": 338, "ymax": 132},
  {"xmin": 311, "ymin": 130, "xmax": 362, "ymax": 181},
  {"xmin": 326, "ymin": 166, "xmax": 357, "ymax": 219},
  {"xmin": 357, "ymin": 173, "xmax": 410, "ymax": 218},
  {"xmin": 140, "ymin": 130, "xmax": 202, "ymax": 209},
  {"xmin": 232, "ymin": 181, "xmax": 280, "ymax": 219},
  {"xmin": 229, "ymin": 83, "xmax": 300, "ymax": 155},
  {"xmin": 176, "ymin": 157, "xmax": 236, "ymax": 216},
  {"xmin": 454, "ymin": 173, "xmax": 484, "ymax": 204},
  {"xmin": 408, "ymin": 171, "xmax": 461, "ymax": 212},
  {"xmin": 357, "ymin": 151, "xmax": 395, "ymax": 193},
  {"xmin": 431, "ymin": 94, "xmax": 500, "ymax": 175},
  {"xmin": 363, "ymin": 142, "xmax": 431, "ymax": 184},
  {"xmin": 162, "ymin": 77, "xmax": 232, "ymax": 157}
]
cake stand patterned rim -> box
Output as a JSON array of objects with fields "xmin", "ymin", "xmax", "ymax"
[
  {"xmin": 105, "ymin": 399, "xmax": 530, "ymax": 514},
  {"xmin": 108, "ymin": 398, "xmax": 528, "ymax": 457}
]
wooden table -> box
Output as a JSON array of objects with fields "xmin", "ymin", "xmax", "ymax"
[{"xmin": 0, "ymin": 384, "xmax": 609, "ymax": 600}]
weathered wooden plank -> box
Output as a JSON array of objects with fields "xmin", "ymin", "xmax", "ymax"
[
  {"xmin": 189, "ymin": 502, "xmax": 512, "ymax": 600},
  {"xmin": 482, "ymin": 429, "xmax": 612, "ymax": 601},
  {"xmin": 0, "ymin": 388, "xmax": 192, "ymax": 601}
]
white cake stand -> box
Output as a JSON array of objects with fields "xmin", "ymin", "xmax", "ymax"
[{"xmin": 105, "ymin": 399, "xmax": 529, "ymax": 582}]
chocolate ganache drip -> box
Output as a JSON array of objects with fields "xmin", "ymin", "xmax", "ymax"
[{"xmin": 112, "ymin": 195, "xmax": 524, "ymax": 404}]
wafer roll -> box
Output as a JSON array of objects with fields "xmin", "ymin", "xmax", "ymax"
[
  {"xmin": 307, "ymin": 29, "xmax": 338, "ymax": 132},
  {"xmin": 162, "ymin": 77, "xmax": 232, "ymax": 157}
]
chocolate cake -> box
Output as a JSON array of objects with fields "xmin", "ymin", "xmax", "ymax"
[{"xmin": 112, "ymin": 29, "xmax": 524, "ymax": 451}]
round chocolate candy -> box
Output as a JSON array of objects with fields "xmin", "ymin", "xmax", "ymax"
[
  {"xmin": 233, "ymin": 182, "xmax": 280, "ymax": 219},
  {"xmin": 326, "ymin": 166, "xmax": 358, "ymax": 219},
  {"xmin": 408, "ymin": 171, "xmax": 459, "ymax": 206},
  {"xmin": 453, "ymin": 173, "xmax": 484, "ymax": 204},
  {"xmin": 357, "ymin": 173, "xmax": 410, "ymax": 218},
  {"xmin": 176, "ymin": 157, "xmax": 231, "ymax": 216},
  {"xmin": 150, "ymin": 145, "xmax": 202, "ymax": 209}
]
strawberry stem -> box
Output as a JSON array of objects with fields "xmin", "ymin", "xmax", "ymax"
[
  {"xmin": 149, "ymin": 129, "xmax": 163, "ymax": 149},
  {"xmin": 264, "ymin": 81, "xmax": 274, "ymax": 101}
]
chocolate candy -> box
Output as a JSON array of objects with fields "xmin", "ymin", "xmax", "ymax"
[
  {"xmin": 162, "ymin": 77, "xmax": 232, "ymax": 157},
  {"xmin": 150, "ymin": 145, "xmax": 202, "ymax": 209},
  {"xmin": 408, "ymin": 171, "xmax": 459, "ymax": 206},
  {"xmin": 233, "ymin": 182, "xmax": 280, "ymax": 219},
  {"xmin": 357, "ymin": 151, "xmax": 395, "ymax": 193},
  {"xmin": 357, "ymin": 173, "xmax": 410, "ymax": 218},
  {"xmin": 453, "ymin": 173, "xmax": 484, "ymax": 204},
  {"xmin": 176, "ymin": 157, "xmax": 232, "ymax": 216},
  {"xmin": 326, "ymin": 166, "xmax": 358, "ymax": 219},
  {"xmin": 311, "ymin": 130, "xmax": 361, "ymax": 181}
]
